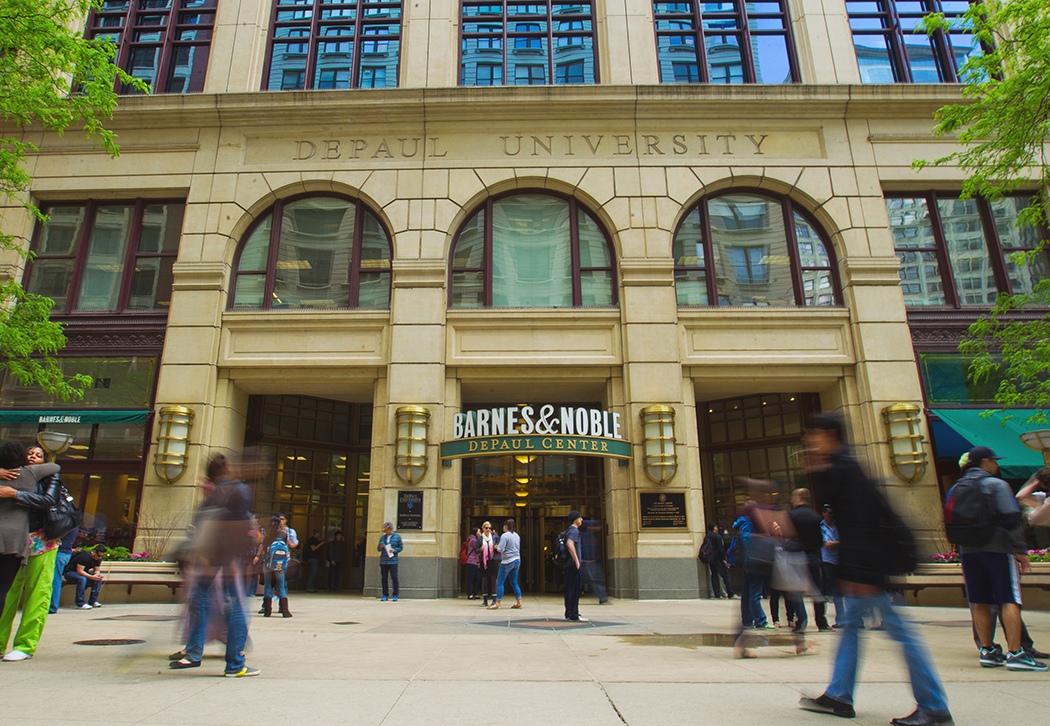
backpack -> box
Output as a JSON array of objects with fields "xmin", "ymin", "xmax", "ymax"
[
  {"xmin": 459, "ymin": 540, "xmax": 469, "ymax": 566},
  {"xmin": 551, "ymin": 529, "xmax": 570, "ymax": 566},
  {"xmin": 698, "ymin": 537, "xmax": 714, "ymax": 564},
  {"xmin": 944, "ymin": 477, "xmax": 995, "ymax": 547},
  {"xmin": 265, "ymin": 536, "xmax": 290, "ymax": 571},
  {"xmin": 726, "ymin": 534, "xmax": 743, "ymax": 567}
]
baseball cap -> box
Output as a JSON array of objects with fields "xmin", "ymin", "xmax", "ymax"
[
  {"xmin": 966, "ymin": 446, "xmax": 1003, "ymax": 467},
  {"xmin": 383, "ymin": 522, "xmax": 393, "ymax": 529}
]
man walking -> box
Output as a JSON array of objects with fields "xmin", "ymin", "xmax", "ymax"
[
  {"xmin": 798, "ymin": 412, "xmax": 951, "ymax": 726},
  {"xmin": 953, "ymin": 447, "xmax": 1044, "ymax": 671},
  {"xmin": 378, "ymin": 522, "xmax": 403, "ymax": 601},
  {"xmin": 563, "ymin": 511, "xmax": 586, "ymax": 622},
  {"xmin": 701, "ymin": 523, "xmax": 734, "ymax": 598},
  {"xmin": 788, "ymin": 488, "xmax": 830, "ymax": 631}
]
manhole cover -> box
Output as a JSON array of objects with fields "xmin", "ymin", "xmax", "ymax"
[
  {"xmin": 74, "ymin": 639, "xmax": 146, "ymax": 646},
  {"xmin": 333, "ymin": 621, "xmax": 360, "ymax": 625},
  {"xmin": 95, "ymin": 615, "xmax": 179, "ymax": 622}
]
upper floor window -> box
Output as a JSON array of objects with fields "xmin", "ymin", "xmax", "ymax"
[
  {"xmin": 230, "ymin": 196, "xmax": 391, "ymax": 310},
  {"xmin": 263, "ymin": 0, "xmax": 401, "ymax": 90},
  {"xmin": 847, "ymin": 0, "xmax": 979, "ymax": 83},
  {"xmin": 886, "ymin": 193, "xmax": 1049, "ymax": 307},
  {"xmin": 87, "ymin": 0, "xmax": 216, "ymax": 94},
  {"xmin": 460, "ymin": 2, "xmax": 597, "ymax": 86},
  {"xmin": 653, "ymin": 1, "xmax": 799, "ymax": 84},
  {"xmin": 449, "ymin": 193, "xmax": 616, "ymax": 307},
  {"xmin": 674, "ymin": 192, "xmax": 840, "ymax": 307},
  {"xmin": 25, "ymin": 201, "xmax": 184, "ymax": 313}
]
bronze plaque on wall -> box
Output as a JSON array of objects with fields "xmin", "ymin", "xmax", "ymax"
[
  {"xmin": 639, "ymin": 492, "xmax": 687, "ymax": 529},
  {"xmin": 397, "ymin": 491, "xmax": 423, "ymax": 530}
]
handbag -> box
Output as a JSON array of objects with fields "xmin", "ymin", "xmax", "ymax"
[
  {"xmin": 43, "ymin": 483, "xmax": 83, "ymax": 540},
  {"xmin": 772, "ymin": 545, "xmax": 814, "ymax": 593}
]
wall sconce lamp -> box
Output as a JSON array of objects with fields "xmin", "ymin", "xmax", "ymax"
[
  {"xmin": 882, "ymin": 403, "xmax": 927, "ymax": 483},
  {"xmin": 1020, "ymin": 430, "xmax": 1050, "ymax": 466},
  {"xmin": 37, "ymin": 431, "xmax": 73, "ymax": 462},
  {"xmin": 154, "ymin": 406, "xmax": 194, "ymax": 483},
  {"xmin": 640, "ymin": 404, "xmax": 677, "ymax": 484},
  {"xmin": 395, "ymin": 406, "xmax": 430, "ymax": 484}
]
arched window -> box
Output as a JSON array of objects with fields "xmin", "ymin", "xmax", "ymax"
[
  {"xmin": 230, "ymin": 195, "xmax": 391, "ymax": 310},
  {"xmin": 674, "ymin": 191, "xmax": 840, "ymax": 307},
  {"xmin": 449, "ymin": 192, "xmax": 616, "ymax": 308}
]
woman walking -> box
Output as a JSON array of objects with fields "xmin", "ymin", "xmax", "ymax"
[
  {"xmin": 487, "ymin": 519, "xmax": 522, "ymax": 610},
  {"xmin": 464, "ymin": 527, "xmax": 481, "ymax": 600},
  {"xmin": 0, "ymin": 443, "xmax": 60, "ymax": 660},
  {"xmin": 476, "ymin": 521, "xmax": 499, "ymax": 607}
]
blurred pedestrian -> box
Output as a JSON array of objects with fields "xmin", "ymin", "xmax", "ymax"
[
  {"xmin": 580, "ymin": 519, "xmax": 607, "ymax": 604},
  {"xmin": 378, "ymin": 522, "xmax": 402, "ymax": 601},
  {"xmin": 798, "ymin": 412, "xmax": 950, "ymax": 726},
  {"xmin": 788, "ymin": 487, "xmax": 830, "ymax": 632},
  {"xmin": 733, "ymin": 501, "xmax": 772, "ymax": 653},
  {"xmin": 476, "ymin": 521, "xmax": 499, "ymax": 606},
  {"xmin": 304, "ymin": 528, "xmax": 325, "ymax": 592},
  {"xmin": 327, "ymin": 531, "xmax": 345, "ymax": 591},
  {"xmin": 464, "ymin": 527, "xmax": 481, "ymax": 600},
  {"xmin": 488, "ymin": 519, "xmax": 521, "ymax": 610}
]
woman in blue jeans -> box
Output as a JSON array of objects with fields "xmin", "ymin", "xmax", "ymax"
[{"xmin": 487, "ymin": 519, "xmax": 521, "ymax": 610}]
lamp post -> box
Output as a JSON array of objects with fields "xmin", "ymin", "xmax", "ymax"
[
  {"xmin": 395, "ymin": 406, "xmax": 430, "ymax": 484},
  {"xmin": 640, "ymin": 404, "xmax": 677, "ymax": 484},
  {"xmin": 154, "ymin": 406, "xmax": 194, "ymax": 483},
  {"xmin": 881, "ymin": 403, "xmax": 928, "ymax": 483},
  {"xmin": 36, "ymin": 430, "xmax": 73, "ymax": 462},
  {"xmin": 1020, "ymin": 429, "xmax": 1050, "ymax": 466}
]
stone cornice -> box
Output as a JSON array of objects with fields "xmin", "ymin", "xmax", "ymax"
[
  {"xmin": 841, "ymin": 257, "xmax": 903, "ymax": 287},
  {"xmin": 171, "ymin": 261, "xmax": 229, "ymax": 291},
  {"xmin": 392, "ymin": 259, "xmax": 446, "ymax": 288},
  {"xmin": 619, "ymin": 258, "xmax": 674, "ymax": 287},
  {"xmin": 5, "ymin": 85, "xmax": 970, "ymax": 135}
]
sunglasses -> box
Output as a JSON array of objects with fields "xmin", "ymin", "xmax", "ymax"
[{"xmin": 483, "ymin": 526, "xmax": 491, "ymax": 530}]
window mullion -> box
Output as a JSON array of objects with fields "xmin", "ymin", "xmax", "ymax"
[
  {"xmin": 484, "ymin": 198, "xmax": 494, "ymax": 306},
  {"xmin": 739, "ymin": 5, "xmax": 756, "ymax": 84},
  {"xmin": 781, "ymin": 198, "xmax": 806, "ymax": 306},
  {"xmin": 547, "ymin": 5, "xmax": 555, "ymax": 84},
  {"xmin": 65, "ymin": 201, "xmax": 98, "ymax": 314},
  {"xmin": 349, "ymin": 199, "xmax": 365, "ymax": 307},
  {"xmin": 115, "ymin": 200, "xmax": 147, "ymax": 312},
  {"xmin": 700, "ymin": 199, "xmax": 717, "ymax": 304},
  {"xmin": 886, "ymin": 0, "xmax": 914, "ymax": 83},
  {"xmin": 263, "ymin": 200, "xmax": 284, "ymax": 310},
  {"xmin": 926, "ymin": 192, "xmax": 960, "ymax": 308},
  {"xmin": 977, "ymin": 197, "xmax": 1011, "ymax": 295},
  {"xmin": 305, "ymin": 0, "xmax": 322, "ymax": 89},
  {"xmin": 696, "ymin": 5, "xmax": 711, "ymax": 83},
  {"xmin": 569, "ymin": 197, "xmax": 583, "ymax": 306}
]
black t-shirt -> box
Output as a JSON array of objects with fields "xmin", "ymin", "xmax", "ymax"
[
  {"xmin": 304, "ymin": 536, "xmax": 324, "ymax": 560},
  {"xmin": 64, "ymin": 551, "xmax": 99, "ymax": 576},
  {"xmin": 788, "ymin": 506, "xmax": 824, "ymax": 555}
]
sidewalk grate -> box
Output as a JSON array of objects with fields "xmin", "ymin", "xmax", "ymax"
[
  {"xmin": 74, "ymin": 639, "xmax": 146, "ymax": 646},
  {"xmin": 93, "ymin": 615, "xmax": 179, "ymax": 622}
]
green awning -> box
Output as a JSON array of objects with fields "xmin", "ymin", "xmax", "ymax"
[
  {"xmin": 0, "ymin": 410, "xmax": 151, "ymax": 424},
  {"xmin": 930, "ymin": 409, "xmax": 1044, "ymax": 480}
]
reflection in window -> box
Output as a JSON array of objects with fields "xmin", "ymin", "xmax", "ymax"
[
  {"xmin": 264, "ymin": 0, "xmax": 402, "ymax": 90},
  {"xmin": 461, "ymin": 1, "xmax": 598, "ymax": 86},
  {"xmin": 674, "ymin": 192, "xmax": 839, "ymax": 307},
  {"xmin": 230, "ymin": 195, "xmax": 391, "ymax": 310},
  {"xmin": 87, "ymin": 0, "xmax": 215, "ymax": 94},
  {"xmin": 886, "ymin": 193, "xmax": 1049, "ymax": 307},
  {"xmin": 653, "ymin": 0, "xmax": 799, "ymax": 84},
  {"xmin": 846, "ymin": 0, "xmax": 980, "ymax": 83},
  {"xmin": 449, "ymin": 193, "xmax": 616, "ymax": 308},
  {"xmin": 26, "ymin": 202, "xmax": 182, "ymax": 314}
]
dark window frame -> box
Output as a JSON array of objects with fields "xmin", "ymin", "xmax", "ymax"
[
  {"xmin": 262, "ymin": 0, "xmax": 402, "ymax": 91},
  {"xmin": 447, "ymin": 189, "xmax": 618, "ymax": 308},
  {"xmin": 673, "ymin": 189, "xmax": 843, "ymax": 307},
  {"xmin": 86, "ymin": 0, "xmax": 216, "ymax": 95},
  {"xmin": 652, "ymin": 0, "xmax": 800, "ymax": 84},
  {"xmin": 228, "ymin": 193, "xmax": 393, "ymax": 311},
  {"xmin": 23, "ymin": 199, "xmax": 183, "ymax": 316},
  {"xmin": 885, "ymin": 191, "xmax": 1050, "ymax": 309},
  {"xmin": 459, "ymin": 1, "xmax": 600, "ymax": 87},
  {"xmin": 846, "ymin": 0, "xmax": 979, "ymax": 84}
]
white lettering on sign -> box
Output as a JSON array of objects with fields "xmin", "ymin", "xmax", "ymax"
[
  {"xmin": 451, "ymin": 407, "xmax": 623, "ymax": 440},
  {"xmin": 38, "ymin": 415, "xmax": 81, "ymax": 424}
]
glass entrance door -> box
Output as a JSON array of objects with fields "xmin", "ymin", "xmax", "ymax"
[{"xmin": 460, "ymin": 454, "xmax": 604, "ymax": 593}]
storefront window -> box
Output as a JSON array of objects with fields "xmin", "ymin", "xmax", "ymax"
[{"xmin": 449, "ymin": 192, "xmax": 616, "ymax": 308}]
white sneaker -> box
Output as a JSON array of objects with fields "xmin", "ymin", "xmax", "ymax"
[
  {"xmin": 2, "ymin": 651, "xmax": 31, "ymax": 661},
  {"xmin": 576, "ymin": 616, "xmax": 589, "ymax": 622},
  {"xmin": 77, "ymin": 604, "xmax": 93, "ymax": 610},
  {"xmin": 91, "ymin": 602, "xmax": 102, "ymax": 608}
]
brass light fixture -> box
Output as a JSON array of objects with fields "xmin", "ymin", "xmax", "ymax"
[
  {"xmin": 395, "ymin": 406, "xmax": 430, "ymax": 484},
  {"xmin": 882, "ymin": 403, "xmax": 927, "ymax": 483},
  {"xmin": 36, "ymin": 430, "xmax": 73, "ymax": 462},
  {"xmin": 1020, "ymin": 429, "xmax": 1050, "ymax": 466},
  {"xmin": 154, "ymin": 406, "xmax": 194, "ymax": 483},
  {"xmin": 640, "ymin": 404, "xmax": 677, "ymax": 484}
]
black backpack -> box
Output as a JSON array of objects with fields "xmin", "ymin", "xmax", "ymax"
[
  {"xmin": 944, "ymin": 477, "xmax": 995, "ymax": 547},
  {"xmin": 698, "ymin": 537, "xmax": 714, "ymax": 564},
  {"xmin": 551, "ymin": 529, "xmax": 569, "ymax": 566}
]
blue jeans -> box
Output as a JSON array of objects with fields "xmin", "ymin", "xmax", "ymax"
[
  {"xmin": 263, "ymin": 568, "xmax": 287, "ymax": 598},
  {"xmin": 51, "ymin": 551, "xmax": 72, "ymax": 612},
  {"xmin": 185, "ymin": 570, "xmax": 247, "ymax": 673},
  {"xmin": 465, "ymin": 563, "xmax": 481, "ymax": 597},
  {"xmin": 381, "ymin": 563, "xmax": 399, "ymax": 597},
  {"xmin": 739, "ymin": 572, "xmax": 767, "ymax": 628},
  {"xmin": 495, "ymin": 560, "xmax": 521, "ymax": 601},
  {"xmin": 306, "ymin": 559, "xmax": 319, "ymax": 590},
  {"xmin": 582, "ymin": 561, "xmax": 607, "ymax": 603},
  {"xmin": 63, "ymin": 572, "xmax": 102, "ymax": 607},
  {"xmin": 826, "ymin": 591, "xmax": 949, "ymax": 715}
]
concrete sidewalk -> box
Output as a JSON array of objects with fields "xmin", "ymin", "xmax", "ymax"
[{"xmin": 1, "ymin": 593, "xmax": 1047, "ymax": 726}]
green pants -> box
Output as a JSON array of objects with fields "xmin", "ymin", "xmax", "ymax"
[{"xmin": 0, "ymin": 549, "xmax": 57, "ymax": 656}]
